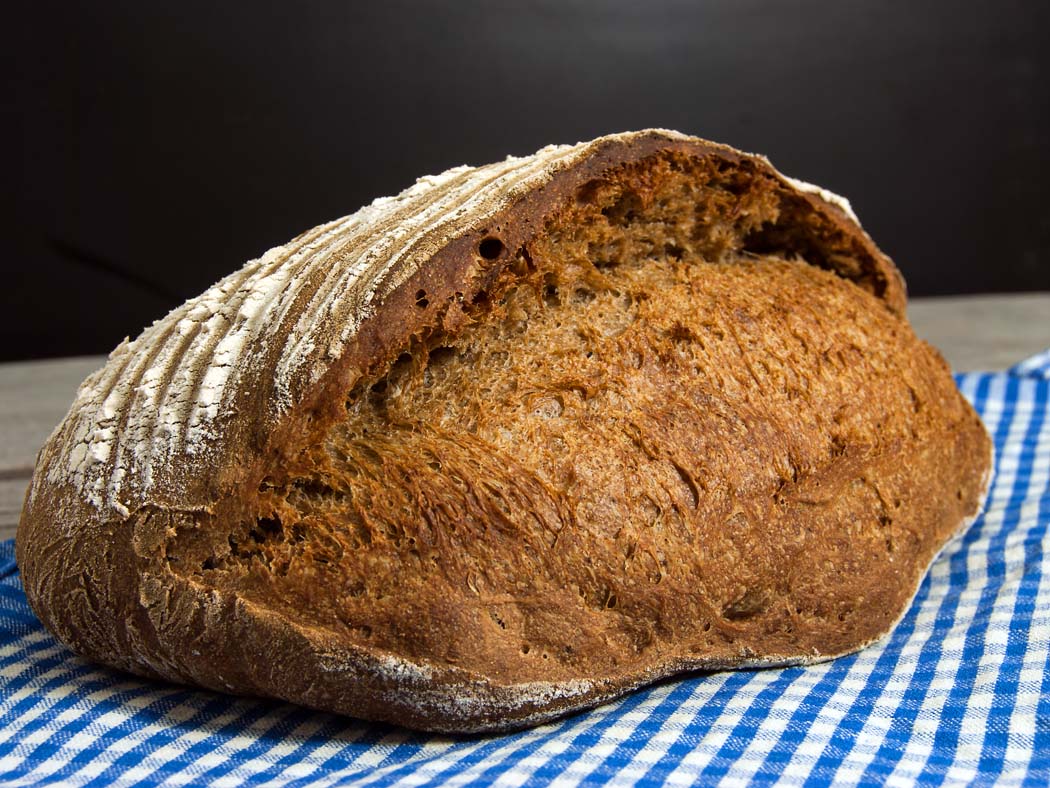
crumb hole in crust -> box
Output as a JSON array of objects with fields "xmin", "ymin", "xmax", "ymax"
[
  {"xmin": 415, "ymin": 289, "xmax": 429, "ymax": 308},
  {"xmin": 544, "ymin": 286, "xmax": 560, "ymax": 309},
  {"xmin": 572, "ymin": 287, "xmax": 595, "ymax": 304},
  {"xmin": 427, "ymin": 346, "xmax": 456, "ymax": 366},
  {"xmin": 251, "ymin": 516, "xmax": 283, "ymax": 542},
  {"xmin": 488, "ymin": 610, "xmax": 507, "ymax": 629},
  {"xmin": 601, "ymin": 190, "xmax": 641, "ymax": 226},
  {"xmin": 576, "ymin": 178, "xmax": 603, "ymax": 204},
  {"xmin": 478, "ymin": 236, "xmax": 505, "ymax": 260}
]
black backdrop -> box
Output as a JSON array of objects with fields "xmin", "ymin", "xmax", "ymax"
[{"xmin": 7, "ymin": 1, "xmax": 1049, "ymax": 361}]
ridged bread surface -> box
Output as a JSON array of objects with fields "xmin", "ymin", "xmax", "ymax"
[{"xmin": 36, "ymin": 132, "xmax": 727, "ymax": 523}]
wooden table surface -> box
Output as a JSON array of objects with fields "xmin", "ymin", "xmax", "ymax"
[{"xmin": 2, "ymin": 293, "xmax": 1047, "ymax": 542}]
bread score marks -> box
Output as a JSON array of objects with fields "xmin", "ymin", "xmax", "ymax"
[
  {"xmin": 46, "ymin": 132, "xmax": 719, "ymax": 518},
  {"xmin": 271, "ymin": 140, "xmax": 602, "ymax": 398}
]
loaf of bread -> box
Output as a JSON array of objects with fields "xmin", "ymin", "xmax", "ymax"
[{"xmin": 17, "ymin": 130, "xmax": 992, "ymax": 732}]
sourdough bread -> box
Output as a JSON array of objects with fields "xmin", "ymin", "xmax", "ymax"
[{"xmin": 17, "ymin": 130, "xmax": 992, "ymax": 732}]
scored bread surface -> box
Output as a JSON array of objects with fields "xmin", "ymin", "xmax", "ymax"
[
  {"xmin": 41, "ymin": 138, "xmax": 630, "ymax": 521},
  {"xmin": 18, "ymin": 130, "xmax": 991, "ymax": 732}
]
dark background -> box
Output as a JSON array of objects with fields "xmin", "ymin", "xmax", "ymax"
[{"xmin": 7, "ymin": 1, "xmax": 1049, "ymax": 361}]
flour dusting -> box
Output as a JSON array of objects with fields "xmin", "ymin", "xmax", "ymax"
[{"xmin": 40, "ymin": 129, "xmax": 860, "ymax": 520}]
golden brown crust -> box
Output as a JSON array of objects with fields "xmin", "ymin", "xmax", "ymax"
[{"xmin": 17, "ymin": 131, "xmax": 988, "ymax": 732}]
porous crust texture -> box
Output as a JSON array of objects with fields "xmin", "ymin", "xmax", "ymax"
[{"xmin": 17, "ymin": 130, "xmax": 992, "ymax": 732}]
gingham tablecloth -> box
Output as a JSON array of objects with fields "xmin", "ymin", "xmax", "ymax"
[{"xmin": 2, "ymin": 353, "xmax": 1048, "ymax": 787}]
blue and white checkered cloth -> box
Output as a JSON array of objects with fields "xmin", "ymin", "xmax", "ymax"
[{"xmin": 2, "ymin": 353, "xmax": 1049, "ymax": 787}]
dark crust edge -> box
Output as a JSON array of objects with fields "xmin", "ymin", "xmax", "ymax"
[{"xmin": 17, "ymin": 131, "xmax": 975, "ymax": 734}]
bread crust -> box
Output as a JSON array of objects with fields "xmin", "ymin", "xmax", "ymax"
[{"xmin": 17, "ymin": 130, "xmax": 989, "ymax": 732}]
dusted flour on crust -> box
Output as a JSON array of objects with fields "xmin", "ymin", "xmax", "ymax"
[
  {"xmin": 18, "ymin": 130, "xmax": 989, "ymax": 733},
  {"xmin": 42, "ymin": 136, "xmax": 638, "ymax": 520}
]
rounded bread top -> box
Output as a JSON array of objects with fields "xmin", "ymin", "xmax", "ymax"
[{"xmin": 26, "ymin": 129, "xmax": 897, "ymax": 526}]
